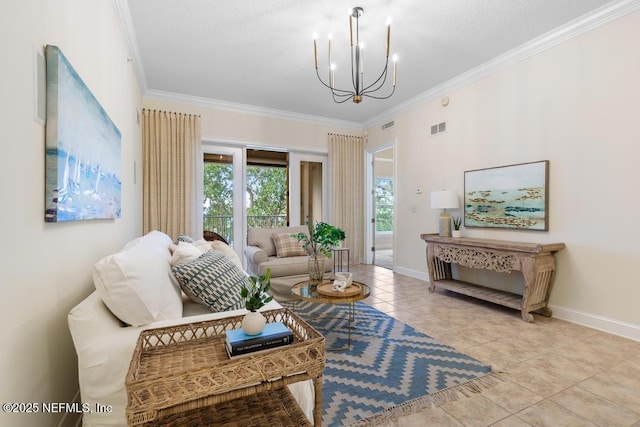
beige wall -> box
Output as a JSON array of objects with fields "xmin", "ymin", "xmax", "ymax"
[
  {"xmin": 143, "ymin": 98, "xmax": 362, "ymax": 151},
  {"xmin": 366, "ymin": 11, "xmax": 640, "ymax": 336},
  {"xmin": 0, "ymin": 1, "xmax": 142, "ymax": 425}
]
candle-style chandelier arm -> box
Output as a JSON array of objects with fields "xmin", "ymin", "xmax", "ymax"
[
  {"xmin": 362, "ymin": 84, "xmax": 396, "ymax": 100},
  {"xmin": 362, "ymin": 57, "xmax": 390, "ymax": 94},
  {"xmin": 362, "ymin": 67, "xmax": 395, "ymax": 99},
  {"xmin": 314, "ymin": 68, "xmax": 357, "ymax": 103}
]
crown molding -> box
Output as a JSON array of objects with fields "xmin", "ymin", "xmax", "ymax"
[
  {"xmin": 363, "ymin": 0, "xmax": 640, "ymax": 129},
  {"xmin": 113, "ymin": 0, "xmax": 640, "ymax": 130},
  {"xmin": 144, "ymin": 89, "xmax": 363, "ymax": 130}
]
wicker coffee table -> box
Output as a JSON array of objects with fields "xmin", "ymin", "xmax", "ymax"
[
  {"xmin": 125, "ymin": 308, "xmax": 325, "ymax": 426},
  {"xmin": 291, "ymin": 280, "xmax": 370, "ymax": 351}
]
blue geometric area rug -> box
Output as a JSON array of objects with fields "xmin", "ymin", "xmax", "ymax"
[{"xmin": 286, "ymin": 301, "xmax": 498, "ymax": 426}]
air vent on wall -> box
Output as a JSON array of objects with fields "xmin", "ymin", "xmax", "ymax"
[
  {"xmin": 430, "ymin": 121, "xmax": 447, "ymax": 136},
  {"xmin": 381, "ymin": 120, "xmax": 395, "ymax": 130}
]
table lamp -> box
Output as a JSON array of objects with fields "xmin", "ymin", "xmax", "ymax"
[{"xmin": 430, "ymin": 190, "xmax": 459, "ymax": 237}]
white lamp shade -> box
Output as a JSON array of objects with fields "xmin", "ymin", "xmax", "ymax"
[{"xmin": 430, "ymin": 190, "xmax": 459, "ymax": 209}]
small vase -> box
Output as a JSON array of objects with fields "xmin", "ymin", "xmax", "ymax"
[
  {"xmin": 308, "ymin": 253, "xmax": 326, "ymax": 287},
  {"xmin": 452, "ymin": 230, "xmax": 462, "ymax": 238},
  {"xmin": 242, "ymin": 310, "xmax": 266, "ymax": 336}
]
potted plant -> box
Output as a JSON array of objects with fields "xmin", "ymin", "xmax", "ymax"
[
  {"xmin": 293, "ymin": 221, "xmax": 345, "ymax": 285},
  {"xmin": 240, "ymin": 268, "xmax": 273, "ymax": 335},
  {"xmin": 452, "ymin": 216, "xmax": 463, "ymax": 238},
  {"xmin": 330, "ymin": 226, "xmax": 346, "ymax": 248}
]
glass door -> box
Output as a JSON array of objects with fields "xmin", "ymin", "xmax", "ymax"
[
  {"xmin": 289, "ymin": 153, "xmax": 328, "ymax": 227},
  {"xmin": 245, "ymin": 149, "xmax": 289, "ymax": 228},
  {"xmin": 373, "ymin": 148, "xmax": 395, "ymax": 269},
  {"xmin": 201, "ymin": 146, "xmax": 244, "ymax": 252}
]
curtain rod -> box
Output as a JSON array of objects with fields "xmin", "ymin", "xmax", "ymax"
[
  {"xmin": 328, "ymin": 132, "xmax": 363, "ymax": 139},
  {"xmin": 142, "ymin": 108, "xmax": 201, "ymax": 118}
]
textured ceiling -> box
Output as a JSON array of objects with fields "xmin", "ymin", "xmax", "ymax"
[{"xmin": 126, "ymin": 0, "xmax": 615, "ymax": 124}]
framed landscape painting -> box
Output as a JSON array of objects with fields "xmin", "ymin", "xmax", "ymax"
[
  {"xmin": 464, "ymin": 160, "xmax": 549, "ymax": 231},
  {"xmin": 44, "ymin": 45, "xmax": 121, "ymax": 222}
]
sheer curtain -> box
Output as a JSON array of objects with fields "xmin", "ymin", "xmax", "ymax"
[
  {"xmin": 328, "ymin": 133, "xmax": 365, "ymax": 263},
  {"xmin": 142, "ymin": 109, "xmax": 201, "ymax": 239}
]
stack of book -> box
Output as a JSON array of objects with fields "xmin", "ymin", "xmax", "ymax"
[{"xmin": 225, "ymin": 322, "xmax": 294, "ymax": 357}]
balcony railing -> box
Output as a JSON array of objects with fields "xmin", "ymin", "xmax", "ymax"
[{"xmin": 203, "ymin": 214, "xmax": 288, "ymax": 243}]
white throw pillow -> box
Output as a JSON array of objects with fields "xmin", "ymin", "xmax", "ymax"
[
  {"xmin": 211, "ymin": 240, "xmax": 243, "ymax": 269},
  {"xmin": 170, "ymin": 241, "xmax": 203, "ymax": 267},
  {"xmin": 93, "ymin": 232, "xmax": 183, "ymax": 326},
  {"xmin": 191, "ymin": 239, "xmax": 215, "ymax": 254}
]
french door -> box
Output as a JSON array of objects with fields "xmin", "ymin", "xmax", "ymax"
[
  {"xmin": 200, "ymin": 145, "xmax": 244, "ymax": 254},
  {"xmin": 201, "ymin": 144, "xmax": 328, "ymax": 262}
]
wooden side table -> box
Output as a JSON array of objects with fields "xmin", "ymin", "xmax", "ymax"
[{"xmin": 125, "ymin": 308, "xmax": 325, "ymax": 426}]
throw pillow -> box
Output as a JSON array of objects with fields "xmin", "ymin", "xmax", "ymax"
[
  {"xmin": 93, "ymin": 232, "xmax": 182, "ymax": 326},
  {"xmin": 211, "ymin": 240, "xmax": 243, "ymax": 269},
  {"xmin": 172, "ymin": 250, "xmax": 249, "ymax": 312},
  {"xmin": 191, "ymin": 239, "xmax": 215, "ymax": 254},
  {"xmin": 177, "ymin": 234, "xmax": 195, "ymax": 243},
  {"xmin": 170, "ymin": 241, "xmax": 203, "ymax": 267},
  {"xmin": 272, "ymin": 233, "xmax": 307, "ymax": 258}
]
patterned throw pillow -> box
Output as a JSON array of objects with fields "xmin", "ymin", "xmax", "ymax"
[
  {"xmin": 172, "ymin": 250, "xmax": 249, "ymax": 312},
  {"xmin": 177, "ymin": 234, "xmax": 195, "ymax": 243},
  {"xmin": 272, "ymin": 233, "xmax": 307, "ymax": 258}
]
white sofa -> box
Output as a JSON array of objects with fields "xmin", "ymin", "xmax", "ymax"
[{"xmin": 68, "ymin": 231, "xmax": 315, "ymax": 426}]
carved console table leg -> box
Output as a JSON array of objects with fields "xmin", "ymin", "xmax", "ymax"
[
  {"xmin": 520, "ymin": 257, "xmax": 536, "ymax": 322},
  {"xmin": 426, "ymin": 244, "xmax": 451, "ymax": 292},
  {"xmin": 521, "ymin": 255, "xmax": 558, "ymax": 322}
]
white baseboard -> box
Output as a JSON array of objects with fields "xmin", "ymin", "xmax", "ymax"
[
  {"xmin": 394, "ymin": 266, "xmax": 429, "ymax": 282},
  {"xmin": 391, "ymin": 266, "xmax": 640, "ymax": 342},
  {"xmin": 549, "ymin": 304, "xmax": 640, "ymax": 342}
]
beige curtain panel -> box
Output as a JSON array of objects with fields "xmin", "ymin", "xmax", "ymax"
[
  {"xmin": 142, "ymin": 109, "xmax": 201, "ymax": 239},
  {"xmin": 328, "ymin": 133, "xmax": 365, "ymax": 264}
]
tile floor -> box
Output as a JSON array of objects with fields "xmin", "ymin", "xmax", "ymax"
[{"xmin": 348, "ymin": 264, "xmax": 640, "ymax": 427}]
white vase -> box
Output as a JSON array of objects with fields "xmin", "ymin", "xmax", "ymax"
[
  {"xmin": 452, "ymin": 229, "xmax": 462, "ymax": 238},
  {"xmin": 242, "ymin": 311, "xmax": 266, "ymax": 336}
]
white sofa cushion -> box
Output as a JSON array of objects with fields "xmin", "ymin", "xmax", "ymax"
[
  {"xmin": 170, "ymin": 241, "xmax": 203, "ymax": 266},
  {"xmin": 211, "ymin": 240, "xmax": 243, "ymax": 269},
  {"xmin": 93, "ymin": 231, "xmax": 183, "ymax": 327}
]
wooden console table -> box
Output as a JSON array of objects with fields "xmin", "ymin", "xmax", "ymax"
[{"xmin": 420, "ymin": 234, "xmax": 565, "ymax": 322}]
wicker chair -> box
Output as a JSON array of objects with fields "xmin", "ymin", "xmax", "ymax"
[{"xmin": 203, "ymin": 230, "xmax": 228, "ymax": 245}]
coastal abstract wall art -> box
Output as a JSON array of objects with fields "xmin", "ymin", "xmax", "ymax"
[
  {"xmin": 44, "ymin": 45, "xmax": 121, "ymax": 222},
  {"xmin": 464, "ymin": 160, "xmax": 549, "ymax": 231}
]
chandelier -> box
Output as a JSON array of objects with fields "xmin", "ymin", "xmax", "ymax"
[{"xmin": 313, "ymin": 7, "xmax": 397, "ymax": 104}]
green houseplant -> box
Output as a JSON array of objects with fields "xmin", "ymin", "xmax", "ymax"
[
  {"xmin": 452, "ymin": 216, "xmax": 463, "ymax": 237},
  {"xmin": 293, "ymin": 221, "xmax": 345, "ymax": 284},
  {"xmin": 240, "ymin": 268, "xmax": 273, "ymax": 335}
]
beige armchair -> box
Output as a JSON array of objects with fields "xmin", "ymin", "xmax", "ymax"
[{"xmin": 244, "ymin": 225, "xmax": 332, "ymax": 301}]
